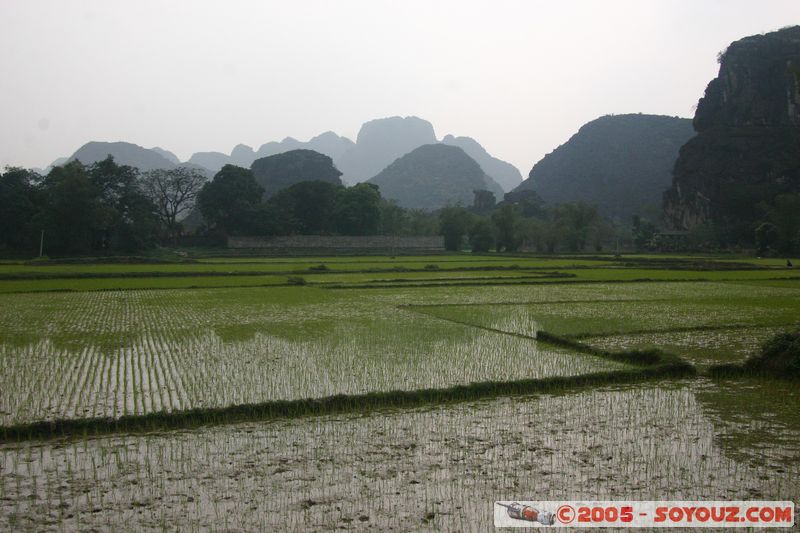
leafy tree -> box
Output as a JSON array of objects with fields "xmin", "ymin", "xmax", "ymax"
[
  {"xmin": 405, "ymin": 209, "xmax": 439, "ymax": 236},
  {"xmin": 245, "ymin": 203, "xmax": 295, "ymax": 236},
  {"xmin": 0, "ymin": 167, "xmax": 38, "ymax": 250},
  {"xmin": 269, "ymin": 181, "xmax": 339, "ymax": 234},
  {"xmin": 553, "ymin": 202, "xmax": 599, "ymax": 251},
  {"xmin": 516, "ymin": 218, "xmax": 545, "ymax": 252},
  {"xmin": 88, "ymin": 157, "xmax": 158, "ymax": 251},
  {"xmin": 542, "ymin": 219, "xmax": 563, "ymax": 253},
  {"xmin": 334, "ymin": 183, "xmax": 381, "ymax": 235},
  {"xmin": 198, "ymin": 165, "xmax": 263, "ymax": 235},
  {"xmin": 438, "ymin": 206, "xmax": 471, "ymax": 251},
  {"xmin": 468, "ymin": 217, "xmax": 495, "ymax": 252},
  {"xmin": 492, "ymin": 204, "xmax": 523, "ymax": 252},
  {"xmin": 589, "ymin": 217, "xmax": 612, "ymax": 252},
  {"xmin": 141, "ymin": 167, "xmax": 207, "ymax": 241},
  {"xmin": 36, "ymin": 161, "xmax": 101, "ymax": 254},
  {"xmin": 378, "ymin": 199, "xmax": 407, "ymax": 235},
  {"xmin": 27, "ymin": 157, "xmax": 159, "ymax": 255}
]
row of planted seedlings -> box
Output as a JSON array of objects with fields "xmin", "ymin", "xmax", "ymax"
[
  {"xmin": 13, "ymin": 279, "xmax": 797, "ymax": 441},
  {"xmin": 2, "ymin": 383, "xmax": 798, "ymax": 530},
  {"xmin": 0, "ymin": 296, "xmax": 696, "ymax": 442}
]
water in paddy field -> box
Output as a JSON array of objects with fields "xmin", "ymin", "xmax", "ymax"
[
  {"xmin": 0, "ymin": 279, "xmax": 799, "ymax": 529},
  {"xmin": 0, "ymin": 326, "xmax": 625, "ymax": 426},
  {"xmin": 1, "ymin": 379, "xmax": 798, "ymax": 531}
]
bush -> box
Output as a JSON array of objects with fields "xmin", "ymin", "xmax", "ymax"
[
  {"xmin": 308, "ymin": 264, "xmax": 329, "ymax": 272},
  {"xmin": 287, "ymin": 276, "xmax": 307, "ymax": 286},
  {"xmin": 743, "ymin": 331, "xmax": 800, "ymax": 377},
  {"xmin": 424, "ymin": 264, "xmax": 440, "ymax": 270}
]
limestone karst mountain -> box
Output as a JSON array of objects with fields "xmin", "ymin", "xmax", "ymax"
[
  {"xmin": 250, "ymin": 149, "xmax": 343, "ymax": 199},
  {"xmin": 663, "ymin": 26, "xmax": 800, "ymax": 239},
  {"xmin": 514, "ymin": 114, "xmax": 694, "ymax": 220},
  {"xmin": 367, "ymin": 144, "xmax": 504, "ymax": 209},
  {"xmin": 441, "ymin": 134, "xmax": 522, "ymax": 192}
]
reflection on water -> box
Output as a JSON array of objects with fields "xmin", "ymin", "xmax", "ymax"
[{"xmin": 692, "ymin": 377, "xmax": 800, "ymax": 469}]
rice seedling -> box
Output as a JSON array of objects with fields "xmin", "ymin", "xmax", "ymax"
[
  {"xmin": 1, "ymin": 257, "xmax": 799, "ymax": 530},
  {"xmin": 0, "ymin": 286, "xmax": 633, "ymax": 427},
  {"xmin": 1, "ymin": 380, "xmax": 796, "ymax": 531}
]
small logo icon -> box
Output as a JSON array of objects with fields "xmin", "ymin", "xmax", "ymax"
[
  {"xmin": 497, "ymin": 502, "xmax": 556, "ymax": 525},
  {"xmin": 557, "ymin": 504, "xmax": 576, "ymax": 524}
]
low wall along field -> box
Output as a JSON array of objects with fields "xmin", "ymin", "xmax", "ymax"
[{"xmin": 227, "ymin": 235, "xmax": 445, "ymax": 255}]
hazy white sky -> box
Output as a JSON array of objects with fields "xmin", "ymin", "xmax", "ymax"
[{"xmin": 1, "ymin": 0, "xmax": 798, "ymax": 174}]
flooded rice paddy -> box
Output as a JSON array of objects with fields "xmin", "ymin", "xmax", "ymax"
[
  {"xmin": 0, "ymin": 270, "xmax": 799, "ymax": 530},
  {"xmin": 2, "ymin": 379, "xmax": 798, "ymax": 531}
]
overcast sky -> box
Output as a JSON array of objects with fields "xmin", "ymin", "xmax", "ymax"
[{"xmin": 1, "ymin": 0, "xmax": 798, "ymax": 174}]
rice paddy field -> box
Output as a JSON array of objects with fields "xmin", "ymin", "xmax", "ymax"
[{"xmin": 0, "ymin": 252, "xmax": 799, "ymax": 530}]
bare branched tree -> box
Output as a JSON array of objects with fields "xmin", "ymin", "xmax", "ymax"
[{"xmin": 141, "ymin": 168, "xmax": 207, "ymax": 241}]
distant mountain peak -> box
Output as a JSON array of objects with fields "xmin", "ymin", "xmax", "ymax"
[
  {"xmin": 336, "ymin": 116, "xmax": 438, "ymax": 184},
  {"xmin": 366, "ymin": 143, "xmax": 503, "ymax": 209},
  {"xmin": 230, "ymin": 144, "xmax": 256, "ymax": 167},
  {"xmin": 251, "ymin": 149, "xmax": 342, "ymax": 198},
  {"xmin": 70, "ymin": 141, "xmax": 178, "ymax": 171},
  {"xmin": 150, "ymin": 146, "xmax": 180, "ymax": 165},
  {"xmin": 441, "ymin": 134, "xmax": 522, "ymax": 191}
]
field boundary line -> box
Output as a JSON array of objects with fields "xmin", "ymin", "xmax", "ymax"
[
  {"xmin": 324, "ymin": 277, "xmax": 800, "ymax": 290},
  {"xmin": 404, "ymin": 305, "xmax": 695, "ymax": 371},
  {"xmin": 403, "ymin": 298, "xmax": 674, "ymax": 308},
  {"xmin": 0, "ymin": 364, "xmax": 695, "ymax": 443}
]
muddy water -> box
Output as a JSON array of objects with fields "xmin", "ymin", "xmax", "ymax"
[{"xmin": 1, "ymin": 378, "xmax": 798, "ymax": 531}]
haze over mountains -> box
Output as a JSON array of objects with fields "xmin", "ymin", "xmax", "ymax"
[
  {"xmin": 336, "ymin": 116, "xmax": 438, "ymax": 185},
  {"xmin": 10, "ymin": 22, "xmax": 799, "ymax": 252},
  {"xmin": 48, "ymin": 116, "xmax": 528, "ymax": 208},
  {"xmin": 187, "ymin": 132, "xmax": 356, "ymax": 173},
  {"xmin": 367, "ymin": 144, "xmax": 504, "ymax": 209},
  {"xmin": 64, "ymin": 141, "xmax": 213, "ymax": 177},
  {"xmin": 440, "ymin": 135, "xmax": 523, "ymax": 192},
  {"xmin": 54, "ymin": 111, "xmax": 707, "ymax": 216},
  {"xmin": 52, "ymin": 116, "xmax": 523, "ymax": 200}
]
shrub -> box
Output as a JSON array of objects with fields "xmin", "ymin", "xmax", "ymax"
[
  {"xmin": 743, "ymin": 331, "xmax": 800, "ymax": 377},
  {"xmin": 287, "ymin": 276, "xmax": 307, "ymax": 286}
]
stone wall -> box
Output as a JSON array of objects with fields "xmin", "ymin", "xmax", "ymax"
[{"xmin": 227, "ymin": 235, "xmax": 444, "ymax": 255}]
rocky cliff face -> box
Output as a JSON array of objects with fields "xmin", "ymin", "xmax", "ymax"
[{"xmin": 664, "ymin": 26, "xmax": 800, "ymax": 234}]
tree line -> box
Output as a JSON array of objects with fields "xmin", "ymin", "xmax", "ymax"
[
  {"xmin": 438, "ymin": 190, "xmax": 614, "ymax": 253},
  {"xmin": 0, "ymin": 159, "xmax": 441, "ymax": 256},
  {"xmin": 15, "ymin": 157, "xmax": 792, "ymax": 257}
]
